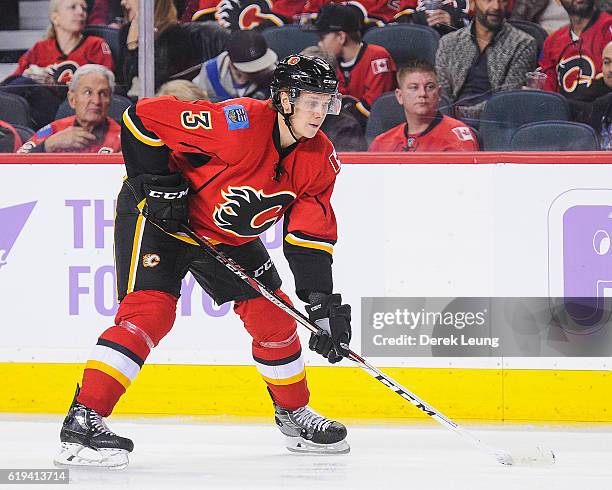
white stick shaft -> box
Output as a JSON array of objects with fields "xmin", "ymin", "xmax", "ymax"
[{"xmin": 179, "ymin": 224, "xmax": 515, "ymax": 464}]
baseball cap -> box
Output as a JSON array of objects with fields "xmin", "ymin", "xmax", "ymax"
[
  {"xmin": 305, "ymin": 3, "xmax": 361, "ymax": 34},
  {"xmin": 227, "ymin": 30, "xmax": 278, "ymax": 73}
]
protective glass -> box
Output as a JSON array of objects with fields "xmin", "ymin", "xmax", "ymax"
[{"xmin": 290, "ymin": 90, "xmax": 342, "ymax": 115}]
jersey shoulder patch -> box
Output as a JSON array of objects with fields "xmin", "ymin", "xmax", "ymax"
[
  {"xmin": 35, "ymin": 124, "xmax": 53, "ymax": 138},
  {"xmin": 451, "ymin": 126, "xmax": 474, "ymax": 142},
  {"xmin": 223, "ymin": 104, "xmax": 250, "ymax": 130}
]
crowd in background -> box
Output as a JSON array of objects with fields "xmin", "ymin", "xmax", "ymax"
[{"xmin": 0, "ymin": 0, "xmax": 611, "ymax": 153}]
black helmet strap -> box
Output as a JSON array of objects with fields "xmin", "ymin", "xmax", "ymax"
[{"xmin": 275, "ymin": 89, "xmax": 301, "ymax": 144}]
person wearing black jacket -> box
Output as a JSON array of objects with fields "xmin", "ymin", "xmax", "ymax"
[{"xmin": 115, "ymin": 0, "xmax": 196, "ymax": 96}]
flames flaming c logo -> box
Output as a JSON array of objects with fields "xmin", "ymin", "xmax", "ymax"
[{"xmin": 213, "ymin": 186, "xmax": 296, "ymax": 237}]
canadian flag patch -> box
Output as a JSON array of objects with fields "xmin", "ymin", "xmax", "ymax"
[
  {"xmin": 101, "ymin": 41, "xmax": 111, "ymax": 56},
  {"xmin": 452, "ymin": 126, "xmax": 474, "ymax": 141},
  {"xmin": 371, "ymin": 58, "xmax": 390, "ymax": 75},
  {"xmin": 329, "ymin": 148, "xmax": 341, "ymax": 173}
]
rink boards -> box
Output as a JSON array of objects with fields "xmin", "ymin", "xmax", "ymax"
[{"xmin": 1, "ymin": 154, "xmax": 611, "ymax": 421}]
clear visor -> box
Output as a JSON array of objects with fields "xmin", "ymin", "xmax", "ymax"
[{"xmin": 289, "ymin": 90, "xmax": 342, "ymax": 116}]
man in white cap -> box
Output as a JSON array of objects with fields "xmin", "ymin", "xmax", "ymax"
[{"xmin": 195, "ymin": 29, "xmax": 278, "ymax": 101}]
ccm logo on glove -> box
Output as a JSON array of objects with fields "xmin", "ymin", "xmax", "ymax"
[{"xmin": 147, "ymin": 189, "xmax": 189, "ymax": 199}]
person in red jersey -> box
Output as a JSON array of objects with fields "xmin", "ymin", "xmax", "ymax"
[
  {"xmin": 307, "ymin": 3, "xmax": 396, "ymax": 123},
  {"xmin": 369, "ymin": 59, "xmax": 479, "ymax": 152},
  {"xmin": 304, "ymin": 0, "xmax": 401, "ymax": 25},
  {"xmin": 0, "ymin": 0, "xmax": 114, "ymax": 128},
  {"xmin": 183, "ymin": 0, "xmax": 307, "ymax": 25},
  {"xmin": 18, "ymin": 65, "xmax": 120, "ymax": 154},
  {"xmin": 54, "ymin": 55, "xmax": 352, "ymax": 469},
  {"xmin": 539, "ymin": 0, "xmax": 612, "ymax": 122}
]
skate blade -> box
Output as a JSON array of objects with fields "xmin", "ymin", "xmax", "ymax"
[
  {"xmin": 53, "ymin": 443, "xmax": 130, "ymax": 470},
  {"xmin": 285, "ymin": 436, "xmax": 350, "ymax": 455}
]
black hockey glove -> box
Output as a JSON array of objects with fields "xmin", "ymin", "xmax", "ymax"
[
  {"xmin": 141, "ymin": 173, "xmax": 190, "ymax": 233},
  {"xmin": 306, "ymin": 293, "xmax": 352, "ymax": 364}
]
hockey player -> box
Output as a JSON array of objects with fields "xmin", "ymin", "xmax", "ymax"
[{"xmin": 53, "ymin": 54, "xmax": 353, "ymax": 469}]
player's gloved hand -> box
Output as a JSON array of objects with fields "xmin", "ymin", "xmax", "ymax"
[
  {"xmin": 306, "ymin": 293, "xmax": 351, "ymax": 364},
  {"xmin": 141, "ymin": 173, "xmax": 190, "ymax": 233}
]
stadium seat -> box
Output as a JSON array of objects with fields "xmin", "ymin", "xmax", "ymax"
[
  {"xmin": 83, "ymin": 25, "xmax": 121, "ymax": 68},
  {"xmin": 479, "ymin": 90, "xmax": 570, "ymax": 150},
  {"xmin": 54, "ymin": 94, "xmax": 133, "ymax": 123},
  {"xmin": 11, "ymin": 123, "xmax": 35, "ymax": 143},
  {"xmin": 507, "ymin": 20, "xmax": 548, "ymax": 57},
  {"xmin": 362, "ymin": 24, "xmax": 439, "ymax": 67},
  {"xmin": 365, "ymin": 91, "xmax": 453, "ymax": 145},
  {"xmin": 439, "ymin": 93, "xmax": 453, "ymax": 117},
  {"xmin": 262, "ymin": 26, "xmax": 319, "ymax": 60},
  {"xmin": 0, "ymin": 92, "xmax": 33, "ymax": 128},
  {"xmin": 509, "ymin": 121, "xmax": 600, "ymax": 151}
]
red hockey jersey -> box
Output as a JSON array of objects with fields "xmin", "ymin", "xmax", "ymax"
[
  {"xmin": 540, "ymin": 11, "xmax": 612, "ymax": 102},
  {"xmin": 338, "ymin": 43, "xmax": 397, "ymax": 116},
  {"xmin": 17, "ymin": 116, "xmax": 121, "ymax": 154},
  {"xmin": 368, "ymin": 113, "xmax": 479, "ymax": 151},
  {"xmin": 190, "ymin": 0, "xmax": 305, "ymax": 23},
  {"xmin": 122, "ymin": 97, "xmax": 341, "ymax": 297},
  {"xmin": 12, "ymin": 36, "xmax": 114, "ymax": 84},
  {"xmin": 304, "ymin": 0, "xmax": 401, "ymax": 23}
]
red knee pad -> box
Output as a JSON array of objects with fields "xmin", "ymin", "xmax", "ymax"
[
  {"xmin": 234, "ymin": 289, "xmax": 297, "ymax": 343},
  {"xmin": 115, "ymin": 290, "xmax": 178, "ymax": 347},
  {"xmin": 235, "ymin": 290, "xmax": 300, "ymax": 360}
]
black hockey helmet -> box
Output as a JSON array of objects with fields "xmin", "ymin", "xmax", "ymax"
[{"xmin": 271, "ymin": 54, "xmax": 340, "ymax": 115}]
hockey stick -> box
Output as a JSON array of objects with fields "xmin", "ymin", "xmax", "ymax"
[{"xmin": 179, "ymin": 223, "xmax": 555, "ymax": 467}]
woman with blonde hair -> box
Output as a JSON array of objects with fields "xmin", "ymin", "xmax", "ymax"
[
  {"xmin": 0, "ymin": 0, "xmax": 114, "ymax": 128},
  {"xmin": 116, "ymin": 0, "xmax": 196, "ymax": 96},
  {"xmin": 155, "ymin": 80, "xmax": 209, "ymax": 101}
]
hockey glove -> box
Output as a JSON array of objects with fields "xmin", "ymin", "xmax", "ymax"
[
  {"xmin": 141, "ymin": 173, "xmax": 190, "ymax": 233},
  {"xmin": 306, "ymin": 293, "xmax": 352, "ymax": 364}
]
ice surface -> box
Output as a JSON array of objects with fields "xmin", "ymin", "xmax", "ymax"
[{"xmin": 1, "ymin": 416, "xmax": 611, "ymax": 489}]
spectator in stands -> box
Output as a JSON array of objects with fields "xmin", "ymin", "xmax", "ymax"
[
  {"xmin": 593, "ymin": 41, "xmax": 612, "ymax": 149},
  {"xmin": 0, "ymin": 0, "xmax": 114, "ymax": 129},
  {"xmin": 304, "ymin": 0, "xmax": 401, "ymax": 25},
  {"xmin": 0, "ymin": 120, "xmax": 23, "ymax": 152},
  {"xmin": 539, "ymin": 0, "xmax": 612, "ymax": 123},
  {"xmin": 87, "ymin": 0, "xmax": 124, "ymax": 25},
  {"xmin": 116, "ymin": 0, "xmax": 196, "ymax": 96},
  {"xmin": 300, "ymin": 46, "xmax": 367, "ymax": 151},
  {"xmin": 511, "ymin": 0, "xmax": 569, "ymax": 34},
  {"xmin": 436, "ymin": 0, "xmax": 537, "ymax": 122},
  {"xmin": 194, "ymin": 30, "xmax": 277, "ymax": 101},
  {"xmin": 369, "ymin": 60, "xmax": 479, "ymax": 152},
  {"xmin": 17, "ymin": 65, "xmax": 120, "ymax": 153},
  {"xmin": 394, "ymin": 0, "xmax": 469, "ymax": 36},
  {"xmin": 180, "ymin": 0, "xmax": 218, "ymax": 22},
  {"xmin": 156, "ymin": 79, "xmax": 209, "ymax": 100},
  {"xmin": 308, "ymin": 3, "xmax": 396, "ymax": 124}
]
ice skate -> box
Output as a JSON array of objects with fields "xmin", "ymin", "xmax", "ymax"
[
  {"xmin": 53, "ymin": 386, "xmax": 133, "ymax": 470},
  {"xmin": 274, "ymin": 404, "xmax": 350, "ymax": 454}
]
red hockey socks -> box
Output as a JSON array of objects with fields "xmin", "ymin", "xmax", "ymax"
[
  {"xmin": 235, "ymin": 290, "xmax": 309, "ymax": 410},
  {"xmin": 77, "ymin": 290, "xmax": 177, "ymax": 416}
]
